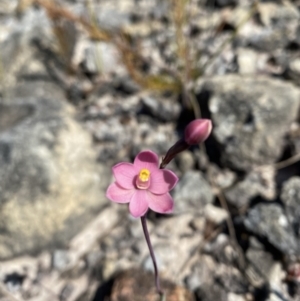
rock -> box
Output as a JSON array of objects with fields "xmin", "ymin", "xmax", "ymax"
[
  {"xmin": 227, "ymin": 293, "xmax": 247, "ymax": 301},
  {"xmin": 185, "ymin": 255, "xmax": 215, "ymax": 291},
  {"xmin": 155, "ymin": 213, "xmax": 195, "ymax": 239},
  {"xmin": 0, "ymin": 8, "xmax": 51, "ymax": 74},
  {"xmin": 245, "ymin": 237, "xmax": 275, "ymax": 287},
  {"xmin": 203, "ymin": 234, "xmax": 241, "ymax": 267},
  {"xmin": 215, "ymin": 264, "xmax": 248, "ymax": 294},
  {"xmin": 142, "ymin": 214, "xmax": 202, "ymax": 280},
  {"xmin": 96, "ymin": 8, "xmax": 130, "ymax": 31},
  {"xmin": 110, "ymin": 269, "xmax": 195, "ymax": 301},
  {"xmin": 242, "ymin": 2, "xmax": 299, "ymax": 51},
  {"xmin": 204, "ymin": 204, "xmax": 228, "ymax": 225},
  {"xmin": 80, "ymin": 41, "xmax": 120, "ymax": 75},
  {"xmin": 287, "ymin": 58, "xmax": 300, "ymax": 83},
  {"xmin": 141, "ymin": 96, "xmax": 181, "ymax": 122},
  {"xmin": 52, "ymin": 250, "xmax": 70, "ymax": 271},
  {"xmin": 214, "ymin": 0, "xmax": 237, "ymax": 8},
  {"xmin": 176, "ymin": 151, "xmax": 195, "ymax": 174},
  {"xmin": 257, "ymin": 2, "xmax": 299, "ymax": 27},
  {"xmin": 268, "ymin": 262, "xmax": 286, "ymax": 290},
  {"xmin": 195, "ymin": 281, "xmax": 227, "ymax": 301},
  {"xmin": 197, "ymin": 75, "xmax": 300, "ymax": 170},
  {"xmin": 225, "ymin": 166, "xmax": 276, "ymax": 208},
  {"xmin": 244, "ymin": 203, "xmax": 298, "ymax": 256},
  {"xmin": 0, "ymin": 95, "xmax": 107, "ymax": 259},
  {"xmin": 207, "ymin": 164, "xmax": 236, "ymax": 190},
  {"xmin": 0, "ymin": 0, "xmax": 17, "ymax": 15},
  {"xmin": 281, "ymin": 177, "xmax": 300, "ymax": 236},
  {"xmin": 173, "ymin": 171, "xmax": 214, "ymax": 214},
  {"xmin": 237, "ymin": 48, "xmax": 258, "ymax": 74}
]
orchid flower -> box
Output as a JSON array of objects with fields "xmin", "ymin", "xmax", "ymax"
[
  {"xmin": 105, "ymin": 119, "xmax": 212, "ymax": 298},
  {"xmin": 106, "ymin": 150, "xmax": 178, "ymax": 218}
]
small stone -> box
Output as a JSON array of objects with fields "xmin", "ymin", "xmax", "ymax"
[
  {"xmin": 176, "ymin": 151, "xmax": 195, "ymax": 174},
  {"xmin": 110, "ymin": 269, "xmax": 195, "ymax": 301},
  {"xmin": 204, "ymin": 204, "xmax": 228, "ymax": 225},
  {"xmin": 0, "ymin": 95, "xmax": 106, "ymax": 259},
  {"xmin": 185, "ymin": 255, "xmax": 215, "ymax": 291},
  {"xmin": 245, "ymin": 242, "xmax": 275, "ymax": 287},
  {"xmin": 216, "ymin": 264, "xmax": 248, "ymax": 294},
  {"xmin": 281, "ymin": 177, "xmax": 300, "ymax": 236},
  {"xmin": 207, "ymin": 164, "xmax": 236, "ymax": 189},
  {"xmin": 225, "ymin": 166, "xmax": 276, "ymax": 208},
  {"xmin": 244, "ymin": 203, "xmax": 298, "ymax": 256},
  {"xmin": 141, "ymin": 96, "xmax": 181, "ymax": 122},
  {"xmin": 237, "ymin": 48, "xmax": 258, "ymax": 75},
  {"xmin": 198, "ymin": 75, "xmax": 300, "ymax": 170},
  {"xmin": 52, "ymin": 250, "xmax": 70, "ymax": 271},
  {"xmin": 228, "ymin": 293, "xmax": 247, "ymax": 301},
  {"xmin": 288, "ymin": 58, "xmax": 300, "ymax": 83},
  {"xmin": 173, "ymin": 171, "xmax": 214, "ymax": 214}
]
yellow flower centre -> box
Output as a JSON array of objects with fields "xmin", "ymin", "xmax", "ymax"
[
  {"xmin": 136, "ymin": 168, "xmax": 151, "ymax": 189},
  {"xmin": 139, "ymin": 169, "xmax": 150, "ymax": 182}
]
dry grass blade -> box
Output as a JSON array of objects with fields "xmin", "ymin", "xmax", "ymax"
[
  {"xmin": 23, "ymin": 0, "xmax": 180, "ymax": 93},
  {"xmin": 34, "ymin": 0, "xmax": 111, "ymax": 42},
  {"xmin": 217, "ymin": 191, "xmax": 245, "ymax": 270}
]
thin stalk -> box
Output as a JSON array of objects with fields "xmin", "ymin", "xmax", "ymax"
[{"xmin": 140, "ymin": 215, "xmax": 163, "ymax": 297}]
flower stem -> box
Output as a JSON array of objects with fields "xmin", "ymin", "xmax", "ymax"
[{"xmin": 141, "ymin": 215, "xmax": 163, "ymax": 296}]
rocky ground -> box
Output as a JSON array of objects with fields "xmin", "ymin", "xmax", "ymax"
[{"xmin": 1, "ymin": 0, "xmax": 300, "ymax": 300}]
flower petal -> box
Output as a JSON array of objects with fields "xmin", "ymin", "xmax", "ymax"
[
  {"xmin": 149, "ymin": 169, "xmax": 178, "ymax": 194},
  {"xmin": 106, "ymin": 182, "xmax": 134, "ymax": 203},
  {"xmin": 112, "ymin": 162, "xmax": 136, "ymax": 189},
  {"xmin": 147, "ymin": 192, "xmax": 174, "ymax": 214},
  {"xmin": 129, "ymin": 190, "xmax": 149, "ymax": 218},
  {"xmin": 133, "ymin": 150, "xmax": 159, "ymax": 173}
]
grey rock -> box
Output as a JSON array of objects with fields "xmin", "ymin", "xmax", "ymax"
[
  {"xmin": 215, "ymin": 0, "xmax": 237, "ymax": 7},
  {"xmin": 0, "ymin": 0, "xmax": 17, "ymax": 15},
  {"xmin": 216, "ymin": 265, "xmax": 248, "ymax": 294},
  {"xmin": 258, "ymin": 2, "xmax": 299, "ymax": 27},
  {"xmin": 225, "ymin": 166, "xmax": 276, "ymax": 208},
  {"xmin": 248, "ymin": 28, "xmax": 289, "ymax": 52},
  {"xmin": 141, "ymin": 96, "xmax": 181, "ymax": 122},
  {"xmin": 176, "ymin": 151, "xmax": 195, "ymax": 174},
  {"xmin": 245, "ymin": 2, "xmax": 299, "ymax": 51},
  {"xmin": 81, "ymin": 42, "xmax": 119, "ymax": 75},
  {"xmin": 185, "ymin": 255, "xmax": 215, "ymax": 291},
  {"xmin": 287, "ymin": 58, "xmax": 300, "ymax": 83},
  {"xmin": 203, "ymin": 234, "xmax": 241, "ymax": 267},
  {"xmin": 195, "ymin": 281, "xmax": 227, "ymax": 301},
  {"xmin": 237, "ymin": 48, "xmax": 258, "ymax": 75},
  {"xmin": 0, "ymin": 8, "xmax": 51, "ymax": 72},
  {"xmin": 52, "ymin": 250, "xmax": 70, "ymax": 271},
  {"xmin": 281, "ymin": 177, "xmax": 300, "ymax": 236},
  {"xmin": 142, "ymin": 234, "xmax": 200, "ymax": 280},
  {"xmin": 197, "ymin": 75, "xmax": 300, "ymax": 170},
  {"xmin": 204, "ymin": 204, "xmax": 228, "ymax": 225},
  {"xmin": 97, "ymin": 8, "xmax": 130, "ymax": 31},
  {"xmin": 227, "ymin": 293, "xmax": 247, "ymax": 301},
  {"xmin": 173, "ymin": 171, "xmax": 214, "ymax": 214},
  {"xmin": 245, "ymin": 237, "xmax": 275, "ymax": 287},
  {"xmin": 244, "ymin": 203, "xmax": 298, "ymax": 256},
  {"xmin": 207, "ymin": 164, "xmax": 236, "ymax": 190},
  {"xmin": 0, "ymin": 93, "xmax": 107, "ymax": 259}
]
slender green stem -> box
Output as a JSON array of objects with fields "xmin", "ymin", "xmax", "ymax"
[{"xmin": 140, "ymin": 215, "xmax": 163, "ymax": 296}]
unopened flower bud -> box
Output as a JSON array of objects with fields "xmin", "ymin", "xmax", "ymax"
[
  {"xmin": 160, "ymin": 119, "xmax": 212, "ymax": 168},
  {"xmin": 184, "ymin": 119, "xmax": 212, "ymax": 145}
]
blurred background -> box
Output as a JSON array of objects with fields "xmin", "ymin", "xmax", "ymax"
[{"xmin": 0, "ymin": 0, "xmax": 300, "ymax": 300}]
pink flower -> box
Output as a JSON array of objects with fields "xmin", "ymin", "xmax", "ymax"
[
  {"xmin": 184, "ymin": 119, "xmax": 212, "ymax": 145},
  {"xmin": 106, "ymin": 150, "xmax": 178, "ymax": 218}
]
